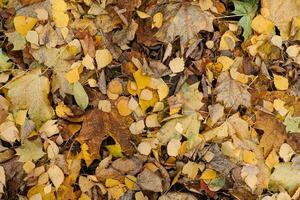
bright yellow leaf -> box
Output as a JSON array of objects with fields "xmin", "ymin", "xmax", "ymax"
[
  {"xmin": 251, "ymin": 15, "xmax": 275, "ymax": 35},
  {"xmin": 14, "ymin": 16, "xmax": 37, "ymax": 36},
  {"xmin": 274, "ymin": 74, "xmax": 289, "ymax": 90},
  {"xmin": 125, "ymin": 175, "xmax": 137, "ymax": 189},
  {"xmin": 200, "ymin": 169, "xmax": 217, "ymax": 180}
]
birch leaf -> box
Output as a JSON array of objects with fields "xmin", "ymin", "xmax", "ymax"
[{"xmin": 73, "ymin": 82, "xmax": 89, "ymax": 110}]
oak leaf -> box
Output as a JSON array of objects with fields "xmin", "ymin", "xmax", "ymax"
[
  {"xmin": 216, "ymin": 72, "xmax": 251, "ymax": 110},
  {"xmin": 155, "ymin": 2, "xmax": 214, "ymax": 47},
  {"xmin": 77, "ymin": 109, "xmax": 136, "ymax": 158},
  {"xmin": 5, "ymin": 68, "xmax": 54, "ymax": 125}
]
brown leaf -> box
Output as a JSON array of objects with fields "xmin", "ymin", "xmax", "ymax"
[
  {"xmin": 137, "ymin": 168, "xmax": 163, "ymax": 192},
  {"xmin": 255, "ymin": 111, "xmax": 287, "ymax": 156},
  {"xmin": 111, "ymin": 157, "xmax": 143, "ymax": 175},
  {"xmin": 77, "ymin": 109, "xmax": 136, "ymax": 157},
  {"xmin": 216, "ymin": 72, "xmax": 251, "ymax": 110},
  {"xmin": 155, "ymin": 2, "xmax": 214, "ymax": 47},
  {"xmin": 76, "ymin": 30, "xmax": 95, "ymax": 58}
]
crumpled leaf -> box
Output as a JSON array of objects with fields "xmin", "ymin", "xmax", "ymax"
[
  {"xmin": 216, "ymin": 72, "xmax": 251, "ymax": 110},
  {"xmin": 269, "ymin": 163, "xmax": 300, "ymax": 194},
  {"xmin": 261, "ymin": 0, "xmax": 300, "ymax": 39},
  {"xmin": 16, "ymin": 138, "xmax": 45, "ymax": 162},
  {"xmin": 77, "ymin": 109, "xmax": 135, "ymax": 159},
  {"xmin": 0, "ymin": 49, "xmax": 12, "ymax": 71},
  {"xmin": 155, "ymin": 2, "xmax": 214, "ymax": 47},
  {"xmin": 5, "ymin": 68, "xmax": 54, "ymax": 125},
  {"xmin": 232, "ymin": 0, "xmax": 259, "ymax": 39},
  {"xmin": 283, "ymin": 112, "xmax": 300, "ymax": 133}
]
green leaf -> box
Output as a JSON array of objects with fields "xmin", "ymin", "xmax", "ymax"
[
  {"xmin": 0, "ymin": 49, "xmax": 12, "ymax": 71},
  {"xmin": 283, "ymin": 112, "xmax": 300, "ymax": 133},
  {"xmin": 6, "ymin": 31, "xmax": 26, "ymax": 51},
  {"xmin": 73, "ymin": 81, "xmax": 89, "ymax": 110},
  {"xmin": 16, "ymin": 138, "xmax": 45, "ymax": 162},
  {"xmin": 232, "ymin": 0, "xmax": 259, "ymax": 39}
]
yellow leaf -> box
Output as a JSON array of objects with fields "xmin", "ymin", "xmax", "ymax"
[
  {"xmin": 251, "ymin": 15, "xmax": 275, "ymax": 35},
  {"xmin": 95, "ymin": 49, "xmax": 113, "ymax": 69},
  {"xmin": 133, "ymin": 69, "xmax": 151, "ymax": 90},
  {"xmin": 125, "ymin": 175, "xmax": 137, "ymax": 189},
  {"xmin": 152, "ymin": 12, "xmax": 163, "ymax": 28},
  {"xmin": 55, "ymin": 102, "xmax": 73, "ymax": 118},
  {"xmin": 139, "ymin": 90, "xmax": 159, "ymax": 113},
  {"xmin": 105, "ymin": 178, "xmax": 121, "ymax": 187},
  {"xmin": 274, "ymin": 74, "xmax": 289, "ymax": 90},
  {"xmin": 265, "ymin": 149, "xmax": 279, "ymax": 169},
  {"xmin": 23, "ymin": 161, "xmax": 35, "ymax": 173},
  {"xmin": 27, "ymin": 184, "xmax": 55, "ymax": 199},
  {"xmin": 76, "ymin": 143, "xmax": 97, "ymax": 167},
  {"xmin": 64, "ymin": 67, "xmax": 80, "ymax": 84},
  {"xmin": 219, "ymin": 31, "xmax": 238, "ymax": 51},
  {"xmin": 243, "ymin": 150, "xmax": 257, "ymax": 164},
  {"xmin": 200, "ymin": 169, "xmax": 217, "ymax": 180},
  {"xmin": 51, "ymin": 0, "xmax": 69, "ymax": 27},
  {"xmin": 107, "ymin": 186, "xmax": 126, "ymax": 200},
  {"xmin": 217, "ymin": 56, "xmax": 234, "ymax": 71},
  {"xmin": 182, "ymin": 161, "xmax": 199, "ymax": 180},
  {"xmin": 13, "ymin": 16, "xmax": 37, "ymax": 36},
  {"xmin": 136, "ymin": 10, "xmax": 151, "ymax": 19},
  {"xmin": 79, "ymin": 193, "xmax": 91, "ymax": 200},
  {"xmin": 171, "ymin": 171, "xmax": 181, "ymax": 186},
  {"xmin": 15, "ymin": 110, "xmax": 27, "ymax": 126}
]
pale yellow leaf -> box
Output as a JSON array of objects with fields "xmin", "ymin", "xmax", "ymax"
[
  {"xmin": 47, "ymin": 165, "xmax": 64, "ymax": 190},
  {"xmin": 169, "ymin": 57, "xmax": 184, "ymax": 73},
  {"xmin": 95, "ymin": 49, "xmax": 113, "ymax": 69},
  {"xmin": 136, "ymin": 10, "xmax": 150, "ymax": 19},
  {"xmin": 274, "ymin": 74, "xmax": 289, "ymax": 90}
]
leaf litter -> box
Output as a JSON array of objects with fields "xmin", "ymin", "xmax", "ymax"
[{"xmin": 0, "ymin": 0, "xmax": 300, "ymax": 199}]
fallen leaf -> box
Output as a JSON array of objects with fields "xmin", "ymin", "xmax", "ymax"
[
  {"xmin": 169, "ymin": 57, "xmax": 184, "ymax": 73},
  {"xmin": 261, "ymin": 0, "xmax": 300, "ymax": 39},
  {"xmin": 13, "ymin": 16, "xmax": 37, "ymax": 36},
  {"xmin": 270, "ymin": 163, "xmax": 300, "ymax": 194},
  {"xmin": 152, "ymin": 12, "xmax": 163, "ymax": 29},
  {"xmin": 16, "ymin": 138, "xmax": 45, "ymax": 162},
  {"xmin": 51, "ymin": 0, "xmax": 69, "ymax": 27},
  {"xmin": 6, "ymin": 32, "xmax": 26, "ymax": 51},
  {"xmin": 136, "ymin": 10, "xmax": 150, "ymax": 19},
  {"xmin": 0, "ymin": 49, "xmax": 12, "ymax": 71},
  {"xmin": 95, "ymin": 49, "xmax": 113, "ymax": 69},
  {"xmin": 73, "ymin": 82, "xmax": 89, "ymax": 110},
  {"xmin": 274, "ymin": 74, "xmax": 289, "ymax": 90},
  {"xmin": 251, "ymin": 14, "xmax": 275, "ymax": 35},
  {"xmin": 155, "ymin": 2, "xmax": 214, "ymax": 47},
  {"xmin": 47, "ymin": 165, "xmax": 64, "ymax": 190},
  {"xmin": 77, "ymin": 109, "xmax": 135, "ymax": 158},
  {"xmin": 279, "ymin": 143, "xmax": 295, "ymax": 162},
  {"xmin": 5, "ymin": 68, "xmax": 54, "ymax": 125},
  {"xmin": 216, "ymin": 72, "xmax": 251, "ymax": 110},
  {"xmin": 137, "ymin": 168, "xmax": 163, "ymax": 192},
  {"xmin": 167, "ymin": 138, "xmax": 181, "ymax": 157},
  {"xmin": 283, "ymin": 112, "xmax": 300, "ymax": 133}
]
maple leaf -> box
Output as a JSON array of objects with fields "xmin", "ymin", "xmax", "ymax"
[
  {"xmin": 283, "ymin": 112, "xmax": 300, "ymax": 133},
  {"xmin": 232, "ymin": 0, "xmax": 259, "ymax": 39},
  {"xmin": 16, "ymin": 138, "xmax": 45, "ymax": 162},
  {"xmin": 215, "ymin": 72, "xmax": 251, "ymax": 110},
  {"xmin": 5, "ymin": 68, "xmax": 54, "ymax": 125},
  {"xmin": 155, "ymin": 2, "xmax": 214, "ymax": 47},
  {"xmin": 77, "ymin": 109, "xmax": 136, "ymax": 159}
]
